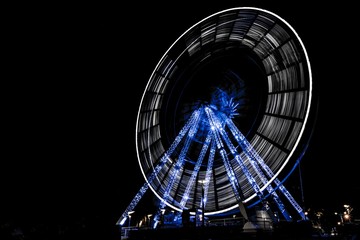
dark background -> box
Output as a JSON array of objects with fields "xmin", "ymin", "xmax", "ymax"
[{"xmin": 3, "ymin": 1, "xmax": 359, "ymax": 239}]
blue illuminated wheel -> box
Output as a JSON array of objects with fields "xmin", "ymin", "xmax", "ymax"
[{"xmin": 136, "ymin": 7, "xmax": 313, "ymax": 217}]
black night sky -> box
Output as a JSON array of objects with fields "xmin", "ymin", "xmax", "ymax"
[{"xmin": 3, "ymin": 1, "xmax": 359, "ymax": 239}]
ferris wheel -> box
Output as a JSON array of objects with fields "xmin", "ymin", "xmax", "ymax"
[{"xmin": 117, "ymin": 7, "xmax": 314, "ymax": 227}]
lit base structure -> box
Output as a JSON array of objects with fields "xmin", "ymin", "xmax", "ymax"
[
  {"xmin": 123, "ymin": 221, "xmax": 314, "ymax": 240},
  {"xmin": 117, "ymin": 101, "xmax": 307, "ymax": 228}
]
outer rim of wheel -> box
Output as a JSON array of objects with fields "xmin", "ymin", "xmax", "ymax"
[{"xmin": 136, "ymin": 7, "xmax": 312, "ymax": 215}]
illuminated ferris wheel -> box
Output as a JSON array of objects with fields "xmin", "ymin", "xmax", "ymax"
[{"xmin": 117, "ymin": 7, "xmax": 314, "ymax": 227}]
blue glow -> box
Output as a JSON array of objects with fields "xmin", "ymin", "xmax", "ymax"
[
  {"xmin": 214, "ymin": 113, "xmax": 291, "ymax": 220},
  {"xmin": 120, "ymin": 90, "xmax": 307, "ymax": 226},
  {"xmin": 223, "ymin": 115, "xmax": 305, "ymax": 220},
  {"xmin": 116, "ymin": 109, "xmax": 203, "ymax": 225},
  {"xmin": 152, "ymin": 109, "xmax": 203, "ymax": 225},
  {"xmin": 119, "ymin": 217, "xmax": 127, "ymax": 226},
  {"xmin": 206, "ymin": 107, "xmax": 264, "ymax": 200},
  {"xmin": 180, "ymin": 130, "xmax": 212, "ymax": 208},
  {"xmin": 209, "ymin": 88, "xmax": 244, "ymax": 119},
  {"xmin": 203, "ymin": 141, "xmax": 216, "ymax": 206},
  {"xmin": 205, "ymin": 107, "xmax": 243, "ymax": 202}
]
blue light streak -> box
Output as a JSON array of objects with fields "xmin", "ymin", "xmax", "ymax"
[
  {"xmin": 119, "ymin": 88, "xmax": 307, "ymax": 227},
  {"xmin": 116, "ymin": 109, "xmax": 202, "ymax": 225},
  {"xmin": 223, "ymin": 114, "xmax": 305, "ymax": 220},
  {"xmin": 152, "ymin": 109, "xmax": 202, "ymax": 227},
  {"xmin": 179, "ymin": 130, "xmax": 212, "ymax": 208}
]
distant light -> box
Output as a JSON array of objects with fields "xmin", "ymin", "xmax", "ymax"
[
  {"xmin": 119, "ymin": 217, "xmax": 127, "ymax": 226},
  {"xmin": 153, "ymin": 221, "xmax": 159, "ymax": 229}
]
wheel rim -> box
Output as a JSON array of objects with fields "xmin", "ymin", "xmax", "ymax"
[{"xmin": 136, "ymin": 7, "xmax": 312, "ymax": 215}]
